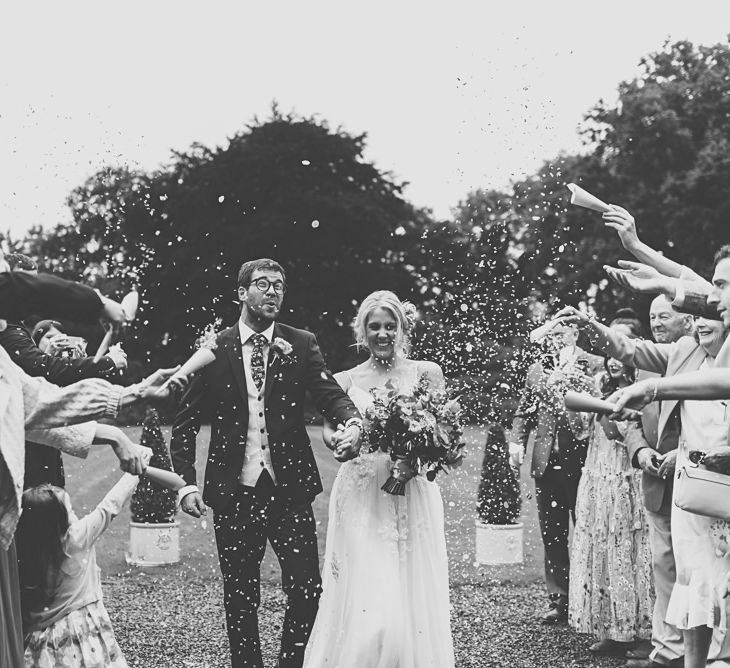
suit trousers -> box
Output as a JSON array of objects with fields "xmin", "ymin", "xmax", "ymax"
[
  {"xmin": 534, "ymin": 447, "xmax": 583, "ymax": 605},
  {"xmin": 213, "ymin": 472, "xmax": 322, "ymax": 668}
]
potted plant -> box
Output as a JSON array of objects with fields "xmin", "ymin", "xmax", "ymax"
[
  {"xmin": 475, "ymin": 423, "xmax": 523, "ymax": 565},
  {"xmin": 126, "ymin": 408, "xmax": 181, "ymax": 566}
]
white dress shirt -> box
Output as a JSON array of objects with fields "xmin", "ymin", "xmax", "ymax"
[
  {"xmin": 237, "ymin": 320, "xmax": 277, "ymax": 486},
  {"xmin": 177, "ymin": 320, "xmax": 280, "ymax": 503}
]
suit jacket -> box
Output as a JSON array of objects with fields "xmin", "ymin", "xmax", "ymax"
[
  {"xmin": 673, "ymin": 279, "xmax": 721, "ymax": 320},
  {"xmin": 509, "ymin": 346, "xmax": 602, "ymax": 479},
  {"xmin": 0, "ymin": 323, "xmax": 117, "ymax": 385},
  {"xmin": 589, "ymin": 323, "xmax": 706, "ymax": 513},
  {"xmin": 0, "ymin": 272, "xmax": 103, "ymax": 322},
  {"xmin": 170, "ymin": 322, "xmax": 361, "ymax": 512}
]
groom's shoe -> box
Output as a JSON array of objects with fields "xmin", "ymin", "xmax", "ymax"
[
  {"xmin": 540, "ymin": 595, "xmax": 568, "ymax": 625},
  {"xmin": 540, "ymin": 604, "xmax": 568, "ymax": 625}
]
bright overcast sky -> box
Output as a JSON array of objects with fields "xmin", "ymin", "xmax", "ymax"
[{"xmin": 2, "ymin": 1, "xmax": 729, "ymax": 237}]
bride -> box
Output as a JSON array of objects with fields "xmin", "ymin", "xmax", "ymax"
[{"xmin": 304, "ymin": 290, "xmax": 455, "ymax": 668}]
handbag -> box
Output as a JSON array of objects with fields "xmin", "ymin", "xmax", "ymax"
[{"xmin": 674, "ymin": 463, "xmax": 730, "ymax": 520}]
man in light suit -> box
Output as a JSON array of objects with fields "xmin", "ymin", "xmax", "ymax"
[
  {"xmin": 558, "ymin": 300, "xmax": 727, "ymax": 668},
  {"xmin": 509, "ymin": 321, "xmax": 602, "ymax": 624}
]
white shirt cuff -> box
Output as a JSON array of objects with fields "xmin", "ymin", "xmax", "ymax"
[
  {"xmin": 671, "ymin": 280, "xmax": 686, "ymax": 309},
  {"xmin": 177, "ymin": 484, "xmax": 199, "ymax": 505}
]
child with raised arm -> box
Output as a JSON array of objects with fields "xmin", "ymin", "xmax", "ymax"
[{"xmin": 17, "ymin": 448, "xmax": 153, "ymax": 668}]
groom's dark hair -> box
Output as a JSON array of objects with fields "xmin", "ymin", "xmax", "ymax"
[{"xmin": 237, "ymin": 258, "xmax": 286, "ymax": 289}]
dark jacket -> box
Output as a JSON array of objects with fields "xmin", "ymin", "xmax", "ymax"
[
  {"xmin": 171, "ymin": 322, "xmax": 361, "ymax": 512},
  {"xmin": 0, "ymin": 323, "xmax": 117, "ymax": 385},
  {"xmin": 0, "ymin": 272, "xmax": 103, "ymax": 322}
]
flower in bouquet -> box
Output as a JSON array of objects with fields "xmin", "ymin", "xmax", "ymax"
[{"xmin": 363, "ymin": 376, "xmax": 466, "ymax": 496}]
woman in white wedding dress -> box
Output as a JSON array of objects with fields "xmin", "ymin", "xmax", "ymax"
[{"xmin": 304, "ymin": 290, "xmax": 456, "ymax": 668}]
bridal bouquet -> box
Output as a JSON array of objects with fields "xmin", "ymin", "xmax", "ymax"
[{"xmin": 363, "ymin": 376, "xmax": 466, "ymax": 496}]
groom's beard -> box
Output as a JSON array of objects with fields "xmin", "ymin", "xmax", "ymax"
[{"xmin": 246, "ymin": 303, "xmax": 280, "ymax": 324}]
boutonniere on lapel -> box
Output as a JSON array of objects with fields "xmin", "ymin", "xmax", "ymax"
[{"xmin": 270, "ymin": 337, "xmax": 296, "ymax": 367}]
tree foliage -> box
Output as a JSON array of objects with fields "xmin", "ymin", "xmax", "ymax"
[
  {"xmin": 131, "ymin": 409, "xmax": 177, "ymax": 524},
  {"xmin": 514, "ymin": 38, "xmax": 730, "ymax": 322},
  {"xmin": 476, "ymin": 424, "xmax": 521, "ymax": 525}
]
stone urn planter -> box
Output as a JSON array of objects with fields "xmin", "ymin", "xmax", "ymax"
[
  {"xmin": 126, "ymin": 409, "xmax": 181, "ymax": 566},
  {"xmin": 475, "ymin": 520, "xmax": 524, "ymax": 565},
  {"xmin": 127, "ymin": 521, "xmax": 180, "ymax": 566},
  {"xmin": 475, "ymin": 424, "xmax": 523, "ymax": 565}
]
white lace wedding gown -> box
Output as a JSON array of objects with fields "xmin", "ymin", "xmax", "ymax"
[{"xmin": 304, "ymin": 366, "xmax": 455, "ymax": 668}]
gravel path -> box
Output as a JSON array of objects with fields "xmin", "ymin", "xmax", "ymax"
[{"xmin": 106, "ymin": 574, "xmax": 627, "ymax": 668}]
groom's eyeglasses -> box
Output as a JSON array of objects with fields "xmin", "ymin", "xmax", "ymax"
[{"xmin": 249, "ymin": 278, "xmax": 286, "ymax": 295}]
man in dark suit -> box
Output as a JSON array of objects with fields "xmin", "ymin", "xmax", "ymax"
[
  {"xmin": 171, "ymin": 258, "xmax": 362, "ymax": 668},
  {"xmin": 508, "ymin": 321, "xmax": 602, "ymax": 624}
]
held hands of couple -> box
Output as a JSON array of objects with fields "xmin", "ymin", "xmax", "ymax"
[{"xmin": 331, "ymin": 423, "xmax": 362, "ymax": 462}]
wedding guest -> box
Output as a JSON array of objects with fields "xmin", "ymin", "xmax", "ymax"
[
  {"xmin": 601, "ymin": 207, "xmax": 728, "ymax": 666},
  {"xmin": 0, "ymin": 264, "xmax": 127, "ymax": 489},
  {"xmin": 18, "ymin": 457, "xmax": 150, "ymax": 668},
  {"xmin": 606, "ymin": 244, "xmax": 730, "ymax": 668},
  {"xmin": 0, "ymin": 256, "xmax": 176, "ymax": 667},
  {"xmin": 568, "ymin": 312, "xmax": 654, "ymax": 657},
  {"xmin": 602, "ymin": 205, "xmax": 719, "ymax": 322},
  {"xmin": 24, "ymin": 319, "xmax": 126, "ymax": 487},
  {"xmin": 0, "ymin": 351, "xmax": 161, "ymax": 668},
  {"xmin": 558, "ymin": 297, "xmax": 693, "ymax": 667},
  {"xmin": 508, "ymin": 321, "xmax": 602, "ymax": 623}
]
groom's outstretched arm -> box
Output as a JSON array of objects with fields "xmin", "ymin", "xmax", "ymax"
[
  {"xmin": 170, "ymin": 371, "xmax": 208, "ymax": 508},
  {"xmin": 304, "ymin": 332, "xmax": 360, "ymax": 425}
]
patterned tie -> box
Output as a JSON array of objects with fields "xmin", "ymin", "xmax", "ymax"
[{"xmin": 250, "ymin": 334, "xmax": 267, "ymax": 391}]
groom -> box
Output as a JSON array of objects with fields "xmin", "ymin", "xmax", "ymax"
[{"xmin": 171, "ymin": 258, "xmax": 362, "ymax": 668}]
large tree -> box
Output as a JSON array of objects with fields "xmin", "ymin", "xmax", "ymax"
[
  {"xmin": 515, "ymin": 38, "xmax": 730, "ymax": 321},
  {"xmin": 34, "ymin": 108, "xmax": 426, "ymax": 369}
]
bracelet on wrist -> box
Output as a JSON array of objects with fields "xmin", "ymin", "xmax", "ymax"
[{"xmin": 650, "ymin": 382, "xmax": 659, "ymax": 403}]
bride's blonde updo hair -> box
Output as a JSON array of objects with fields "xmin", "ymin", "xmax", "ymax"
[{"xmin": 353, "ymin": 290, "xmax": 417, "ymax": 356}]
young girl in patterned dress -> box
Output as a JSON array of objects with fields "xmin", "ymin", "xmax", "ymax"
[{"xmin": 17, "ymin": 460, "xmax": 150, "ymax": 668}]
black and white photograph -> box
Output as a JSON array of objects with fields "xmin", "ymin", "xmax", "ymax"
[{"xmin": 3, "ymin": 2, "xmax": 730, "ymax": 667}]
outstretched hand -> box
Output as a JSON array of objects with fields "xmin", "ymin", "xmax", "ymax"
[
  {"xmin": 606, "ymin": 382, "xmax": 651, "ymax": 421},
  {"xmin": 604, "ymin": 260, "xmax": 671, "ymax": 297},
  {"xmin": 138, "ymin": 366, "xmax": 183, "ymax": 402},
  {"xmin": 603, "ymin": 205, "xmax": 640, "ymax": 251},
  {"xmin": 552, "ymin": 305, "xmax": 592, "ymax": 329}
]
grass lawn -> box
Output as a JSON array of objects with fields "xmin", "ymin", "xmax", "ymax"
[{"xmin": 64, "ymin": 423, "xmax": 545, "ymax": 588}]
